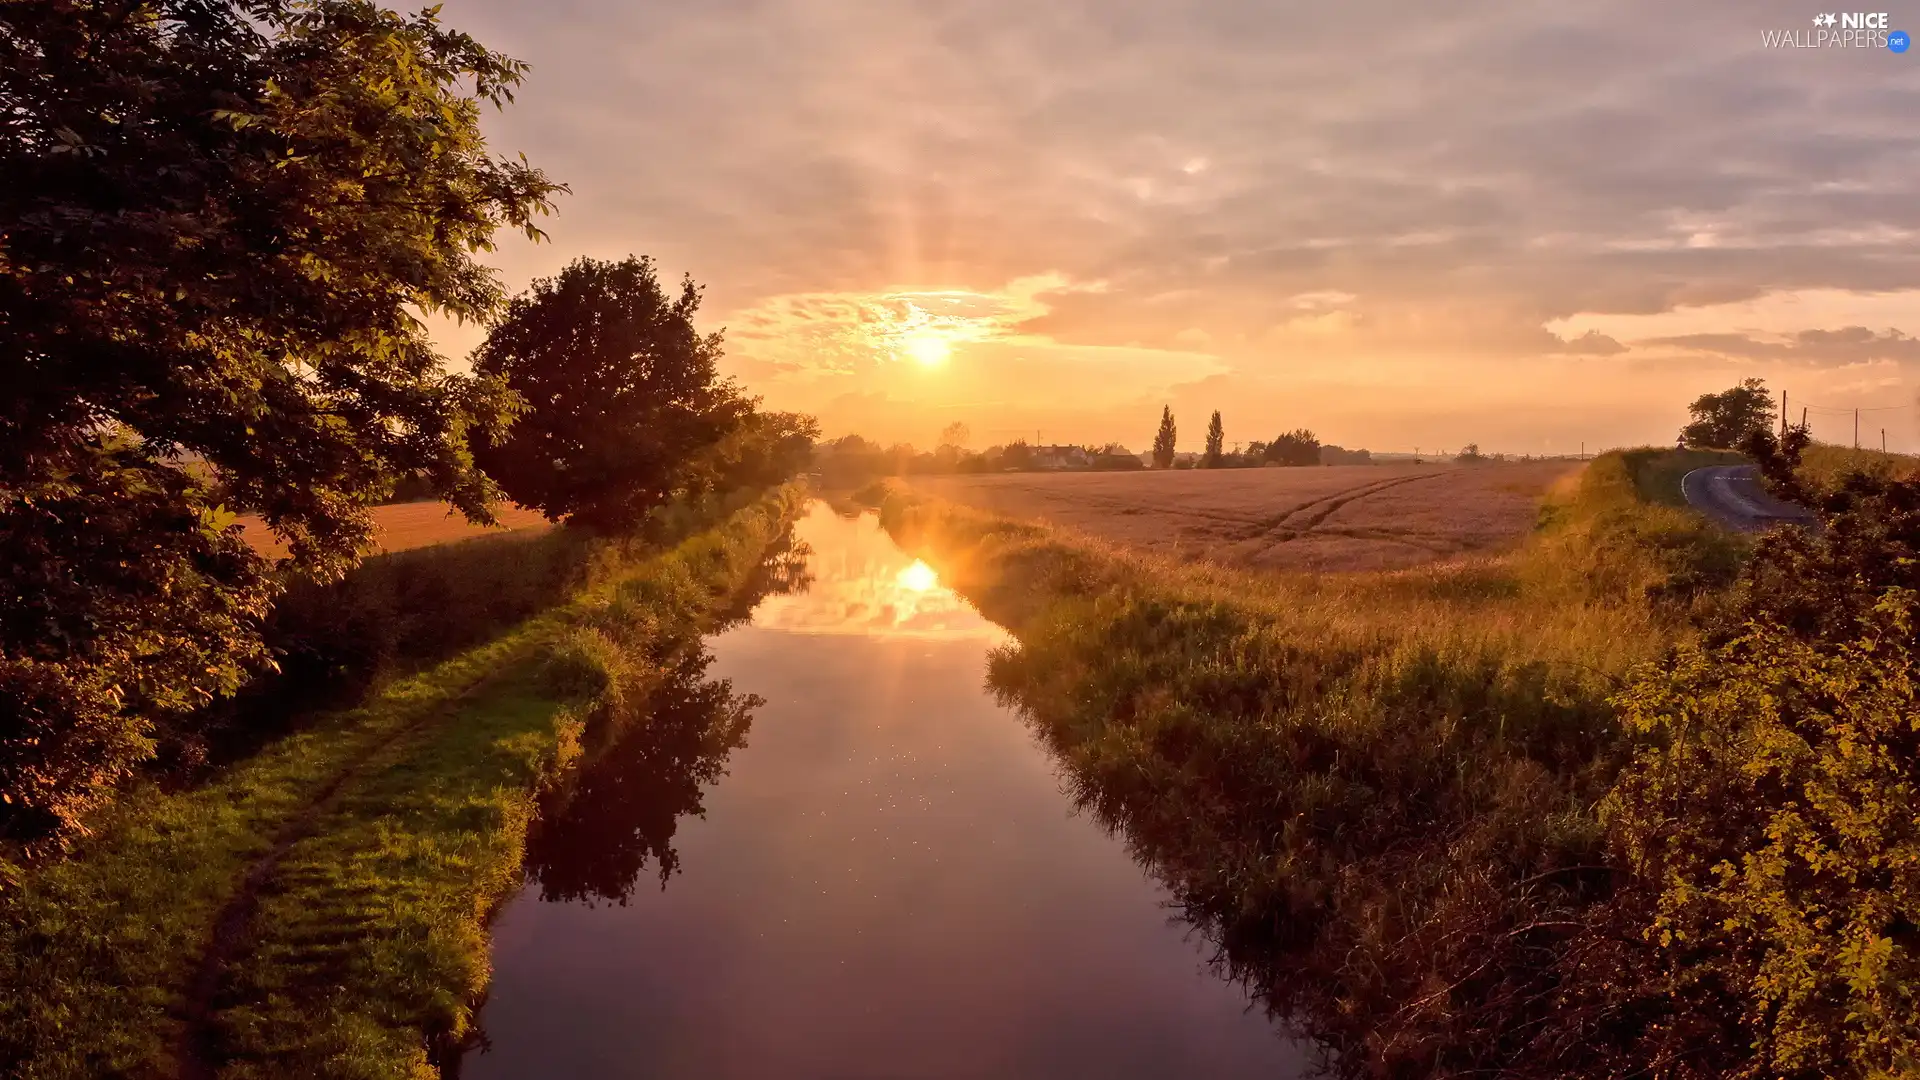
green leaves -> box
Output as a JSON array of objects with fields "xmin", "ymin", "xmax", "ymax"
[
  {"xmin": 471, "ymin": 257, "xmax": 755, "ymax": 532},
  {"xmin": 0, "ymin": 0, "xmax": 559, "ymax": 851},
  {"xmin": 1607, "ymin": 438, "xmax": 1920, "ymax": 1077}
]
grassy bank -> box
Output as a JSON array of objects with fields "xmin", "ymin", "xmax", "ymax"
[
  {"xmin": 1796, "ymin": 442, "xmax": 1920, "ymax": 493},
  {"xmin": 0, "ymin": 484, "xmax": 806, "ymax": 1079},
  {"xmin": 876, "ymin": 451, "xmax": 1745, "ymax": 1076}
]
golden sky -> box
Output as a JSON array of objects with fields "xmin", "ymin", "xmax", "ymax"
[{"xmin": 431, "ymin": 0, "xmax": 1920, "ymax": 454}]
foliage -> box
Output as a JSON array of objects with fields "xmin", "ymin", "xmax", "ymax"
[
  {"xmin": 472, "ymin": 257, "xmax": 752, "ymax": 530},
  {"xmin": 1608, "ymin": 597, "xmax": 1920, "ymax": 1078},
  {"xmin": 1605, "ymin": 426, "xmax": 1920, "ymax": 1078},
  {"xmin": 680, "ymin": 410, "xmax": 819, "ymax": 502},
  {"xmin": 1151, "ymin": 405, "xmax": 1178, "ymax": 468},
  {"xmin": 1795, "ymin": 443, "xmax": 1920, "ymax": 497},
  {"xmin": 1265, "ymin": 427, "xmax": 1321, "ymax": 466},
  {"xmin": 1681, "ymin": 377, "xmax": 1775, "ymax": 450},
  {"xmin": 1320, "ymin": 444, "xmax": 1373, "ymax": 465},
  {"xmin": 1457, "ymin": 442, "xmax": 1484, "ymax": 462},
  {"xmin": 0, "ymin": 0, "xmax": 558, "ymax": 850},
  {"xmin": 0, "ymin": 443, "xmax": 275, "ymax": 853},
  {"xmin": 1202, "ymin": 410, "xmax": 1225, "ymax": 468},
  {"xmin": 938, "ymin": 421, "xmax": 971, "ymax": 450}
]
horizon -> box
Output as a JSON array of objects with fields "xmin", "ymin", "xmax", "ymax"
[{"xmin": 426, "ymin": 0, "xmax": 1920, "ymax": 455}]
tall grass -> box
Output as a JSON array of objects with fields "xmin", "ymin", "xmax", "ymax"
[
  {"xmin": 1797, "ymin": 442, "xmax": 1920, "ymax": 493},
  {"xmin": 0, "ymin": 484, "xmax": 807, "ymax": 1079},
  {"xmin": 876, "ymin": 451, "xmax": 1744, "ymax": 1077}
]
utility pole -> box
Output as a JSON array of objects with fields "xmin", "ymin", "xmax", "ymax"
[
  {"xmin": 1580, "ymin": 440, "xmax": 1585, "ymax": 460},
  {"xmin": 1883, "ymin": 428, "xmax": 1888, "ymax": 453},
  {"xmin": 1855, "ymin": 408, "xmax": 1860, "ymax": 449},
  {"xmin": 1801, "ymin": 406, "xmax": 1808, "ymax": 430},
  {"xmin": 1780, "ymin": 390, "xmax": 1787, "ymax": 436}
]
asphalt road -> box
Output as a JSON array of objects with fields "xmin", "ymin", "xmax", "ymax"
[{"xmin": 1680, "ymin": 464, "xmax": 1815, "ymax": 532}]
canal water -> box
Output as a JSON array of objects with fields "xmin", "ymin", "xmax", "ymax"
[{"xmin": 459, "ymin": 503, "xmax": 1307, "ymax": 1079}]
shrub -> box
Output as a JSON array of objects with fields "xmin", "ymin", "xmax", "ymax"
[{"xmin": 1602, "ymin": 426, "xmax": 1920, "ymax": 1078}]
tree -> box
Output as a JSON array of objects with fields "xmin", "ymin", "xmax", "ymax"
[
  {"xmin": 0, "ymin": 0, "xmax": 560, "ymax": 851},
  {"xmin": 472, "ymin": 257, "xmax": 752, "ymax": 530},
  {"xmin": 1152, "ymin": 406, "xmax": 1178, "ymax": 468},
  {"xmin": 681, "ymin": 411, "xmax": 819, "ymax": 499},
  {"xmin": 1266, "ymin": 429, "xmax": 1321, "ymax": 466},
  {"xmin": 938, "ymin": 422, "xmax": 971, "ymax": 450},
  {"xmin": 1680, "ymin": 377, "xmax": 1775, "ymax": 449},
  {"xmin": 1456, "ymin": 443, "xmax": 1484, "ymax": 463},
  {"xmin": 1203, "ymin": 411, "xmax": 1225, "ymax": 468}
]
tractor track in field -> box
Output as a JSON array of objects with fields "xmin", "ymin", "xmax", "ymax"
[{"xmin": 1228, "ymin": 471, "xmax": 1453, "ymax": 559}]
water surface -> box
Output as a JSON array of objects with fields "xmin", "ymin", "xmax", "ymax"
[{"xmin": 462, "ymin": 503, "xmax": 1306, "ymax": 1079}]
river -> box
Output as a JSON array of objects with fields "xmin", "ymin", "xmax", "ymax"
[{"xmin": 455, "ymin": 502, "xmax": 1308, "ymax": 1079}]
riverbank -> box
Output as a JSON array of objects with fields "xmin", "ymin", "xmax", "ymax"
[
  {"xmin": 0, "ymin": 484, "xmax": 806, "ymax": 1079},
  {"xmin": 873, "ymin": 451, "xmax": 1749, "ymax": 1075}
]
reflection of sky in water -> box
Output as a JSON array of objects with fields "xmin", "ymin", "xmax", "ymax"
[{"xmin": 747, "ymin": 503, "xmax": 1008, "ymax": 641}]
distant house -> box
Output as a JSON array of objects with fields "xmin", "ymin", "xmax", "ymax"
[{"xmin": 1030, "ymin": 444, "xmax": 1091, "ymax": 470}]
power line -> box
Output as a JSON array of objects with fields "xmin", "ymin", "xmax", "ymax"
[{"xmin": 1799, "ymin": 402, "xmax": 1911, "ymax": 413}]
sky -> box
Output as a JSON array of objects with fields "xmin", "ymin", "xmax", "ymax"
[{"xmin": 428, "ymin": 0, "xmax": 1920, "ymax": 456}]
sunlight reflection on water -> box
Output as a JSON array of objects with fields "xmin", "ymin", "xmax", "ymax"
[{"xmin": 744, "ymin": 503, "xmax": 1008, "ymax": 642}]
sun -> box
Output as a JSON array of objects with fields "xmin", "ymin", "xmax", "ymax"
[
  {"xmin": 901, "ymin": 329, "xmax": 952, "ymax": 367},
  {"xmin": 896, "ymin": 559, "xmax": 939, "ymax": 592}
]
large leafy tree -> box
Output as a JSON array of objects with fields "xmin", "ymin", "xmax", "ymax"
[
  {"xmin": 0, "ymin": 0, "xmax": 560, "ymax": 850},
  {"xmin": 1680, "ymin": 377, "xmax": 1775, "ymax": 449},
  {"xmin": 1203, "ymin": 410, "xmax": 1224, "ymax": 468},
  {"xmin": 472, "ymin": 257, "xmax": 754, "ymax": 530}
]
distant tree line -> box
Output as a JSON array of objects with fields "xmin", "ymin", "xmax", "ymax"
[
  {"xmin": 1146, "ymin": 406, "xmax": 1375, "ymax": 469},
  {"xmin": 0, "ymin": 2, "xmax": 813, "ymax": 855}
]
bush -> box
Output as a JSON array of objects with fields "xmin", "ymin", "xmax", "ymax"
[{"xmin": 1601, "ymin": 426, "xmax": 1920, "ymax": 1078}]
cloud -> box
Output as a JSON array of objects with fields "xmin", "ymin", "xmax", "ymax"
[
  {"xmin": 1553, "ymin": 330, "xmax": 1629, "ymax": 356},
  {"xmin": 434, "ymin": 0, "xmax": 1920, "ymax": 448},
  {"xmin": 1641, "ymin": 327, "xmax": 1920, "ymax": 364}
]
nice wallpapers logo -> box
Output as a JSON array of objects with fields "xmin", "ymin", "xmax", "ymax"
[{"xmin": 1762, "ymin": 12, "xmax": 1911, "ymax": 49}]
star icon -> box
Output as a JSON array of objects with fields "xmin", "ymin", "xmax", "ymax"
[{"xmin": 1823, "ymin": 13, "xmax": 1838, "ymax": 26}]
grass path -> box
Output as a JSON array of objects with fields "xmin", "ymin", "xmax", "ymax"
[
  {"xmin": 172, "ymin": 660, "xmax": 527, "ymax": 1080},
  {"xmin": 0, "ymin": 487, "xmax": 805, "ymax": 1079}
]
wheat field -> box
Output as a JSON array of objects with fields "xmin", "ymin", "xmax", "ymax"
[
  {"xmin": 907, "ymin": 462, "xmax": 1580, "ymax": 572},
  {"xmin": 237, "ymin": 501, "xmax": 552, "ymax": 558}
]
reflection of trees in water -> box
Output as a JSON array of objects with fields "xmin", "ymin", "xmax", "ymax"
[
  {"xmin": 712, "ymin": 528, "xmax": 814, "ymax": 630},
  {"xmin": 523, "ymin": 526, "xmax": 812, "ymax": 906},
  {"xmin": 523, "ymin": 650, "xmax": 759, "ymax": 905}
]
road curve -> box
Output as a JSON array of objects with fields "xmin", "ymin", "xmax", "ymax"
[{"xmin": 1680, "ymin": 464, "xmax": 1814, "ymax": 532}]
